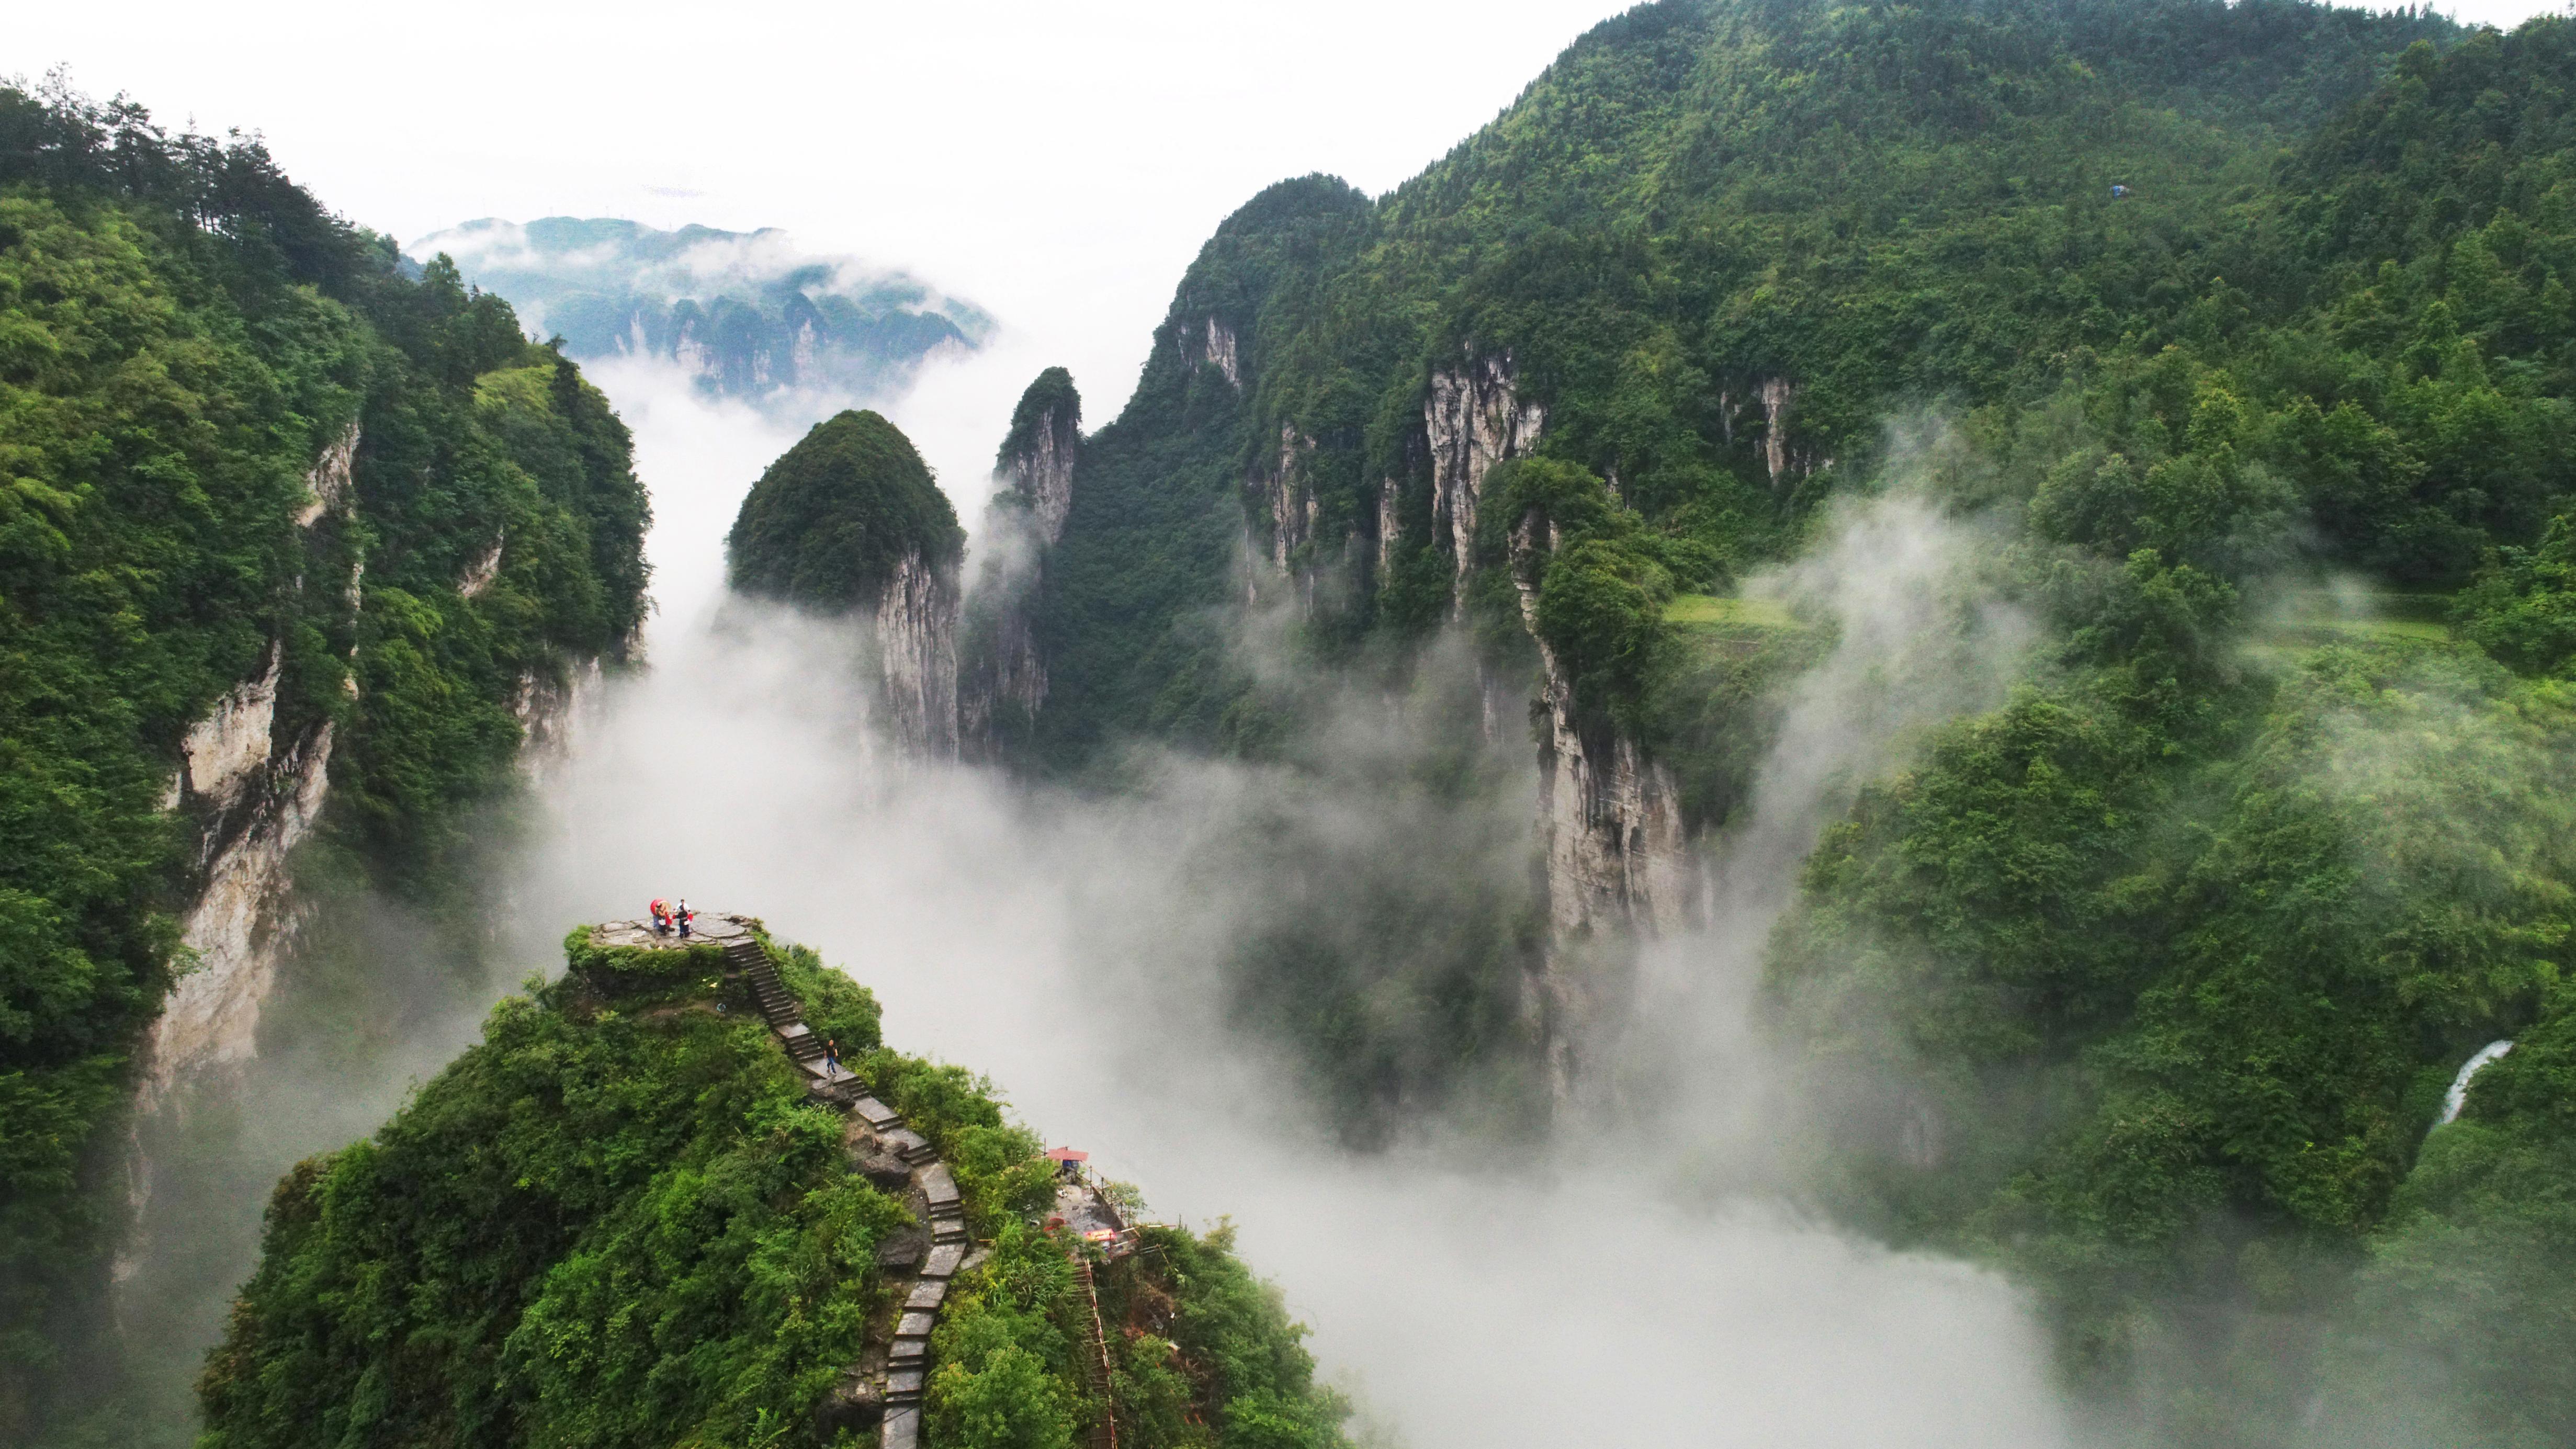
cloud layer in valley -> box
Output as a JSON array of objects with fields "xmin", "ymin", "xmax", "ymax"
[{"xmin": 486, "ymin": 360, "xmax": 2089, "ymax": 1447}]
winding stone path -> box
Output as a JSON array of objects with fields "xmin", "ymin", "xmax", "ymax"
[
  {"xmin": 758, "ymin": 967, "xmax": 967, "ymax": 1447},
  {"xmin": 593, "ymin": 916, "xmax": 966, "ymax": 1448}
]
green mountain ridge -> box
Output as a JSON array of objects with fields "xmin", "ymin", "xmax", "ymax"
[
  {"xmin": 0, "ymin": 82, "xmax": 650, "ymax": 1440},
  {"xmin": 958, "ymin": 1, "xmax": 2576, "ymax": 1439}
]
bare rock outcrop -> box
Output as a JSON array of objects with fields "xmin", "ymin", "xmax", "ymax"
[
  {"xmin": 1426, "ymin": 350, "xmax": 1545, "ymax": 597},
  {"xmin": 962, "ymin": 370, "xmax": 1082, "ymax": 749},
  {"xmin": 136, "ymin": 426, "xmax": 367, "ymax": 1103},
  {"xmin": 1189, "ymin": 316, "xmax": 1241, "ymax": 388},
  {"xmin": 1502, "ymin": 493, "xmax": 1691, "ymax": 1100},
  {"xmin": 1254, "ymin": 421, "xmax": 1319, "ymax": 575},
  {"xmin": 875, "ymin": 550, "xmax": 963, "ymax": 759}
]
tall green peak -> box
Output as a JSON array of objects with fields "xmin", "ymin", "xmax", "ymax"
[
  {"xmin": 726, "ymin": 409, "xmax": 964, "ymax": 610},
  {"xmin": 997, "ymin": 366, "xmax": 1081, "ymax": 475}
]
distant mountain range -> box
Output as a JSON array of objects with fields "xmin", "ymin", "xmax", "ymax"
[{"xmin": 415, "ymin": 217, "xmax": 994, "ymax": 402}]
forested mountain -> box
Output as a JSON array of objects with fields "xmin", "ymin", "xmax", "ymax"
[
  {"xmin": 966, "ymin": 1, "xmax": 2576, "ymax": 1438},
  {"xmin": 198, "ymin": 925, "xmax": 1348, "ymax": 1449},
  {"xmin": 421, "ymin": 218, "xmax": 992, "ymax": 404},
  {"xmin": 0, "ymin": 83, "xmax": 648, "ymax": 1438}
]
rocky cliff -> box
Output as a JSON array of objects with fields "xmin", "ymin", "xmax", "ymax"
[
  {"xmin": 137, "ymin": 424, "xmax": 620, "ymax": 1103},
  {"xmin": 961, "ymin": 369, "xmax": 1081, "ymax": 748},
  {"xmin": 1426, "ymin": 350, "xmax": 1546, "ymax": 601},
  {"xmin": 727, "ymin": 409, "xmax": 967, "ymax": 755},
  {"xmin": 138, "ymin": 433, "xmax": 361, "ymax": 1102},
  {"xmin": 1491, "ymin": 438, "xmax": 1693, "ymax": 1096},
  {"xmin": 874, "ymin": 550, "xmax": 963, "ymax": 757}
]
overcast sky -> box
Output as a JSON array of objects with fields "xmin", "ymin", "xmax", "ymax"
[{"xmin": 15, "ymin": 0, "xmax": 2573, "ymax": 476}]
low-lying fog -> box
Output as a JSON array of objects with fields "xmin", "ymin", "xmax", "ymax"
[{"xmin": 489, "ymin": 357, "xmax": 2083, "ymax": 1446}]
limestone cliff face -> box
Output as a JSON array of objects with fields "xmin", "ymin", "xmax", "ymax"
[
  {"xmin": 1253, "ymin": 422, "xmax": 1319, "ymax": 577},
  {"xmin": 1189, "ymin": 316, "xmax": 1241, "ymax": 389},
  {"xmin": 727, "ymin": 407, "xmax": 969, "ymax": 755},
  {"xmin": 143, "ymin": 720, "xmax": 335, "ymax": 1103},
  {"xmin": 139, "ymin": 429, "xmax": 621, "ymax": 1102},
  {"xmin": 139, "ymin": 431, "xmax": 363, "ymax": 1103},
  {"xmin": 1715, "ymin": 377, "xmax": 1810, "ymax": 492},
  {"xmin": 1477, "ymin": 391, "xmax": 1690, "ymax": 1098},
  {"xmin": 873, "ymin": 549, "xmax": 963, "ymax": 758},
  {"xmin": 961, "ymin": 370, "xmax": 1081, "ymax": 750},
  {"xmin": 1426, "ymin": 350, "xmax": 1545, "ymax": 597},
  {"xmin": 1013, "ymin": 398, "xmax": 1079, "ymax": 548},
  {"xmin": 514, "ymin": 658, "xmax": 606, "ymax": 788}
]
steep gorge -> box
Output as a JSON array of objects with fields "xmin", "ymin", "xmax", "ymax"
[{"xmin": 910, "ymin": 5, "xmax": 2576, "ymax": 1439}]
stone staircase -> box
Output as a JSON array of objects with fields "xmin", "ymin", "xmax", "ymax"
[
  {"xmin": 1072, "ymin": 1258, "xmax": 1117, "ymax": 1449},
  {"xmin": 725, "ymin": 936, "xmax": 828, "ymax": 1069},
  {"xmin": 721, "ymin": 931, "xmax": 963, "ymax": 1449}
]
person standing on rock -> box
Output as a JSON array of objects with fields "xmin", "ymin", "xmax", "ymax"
[
  {"xmin": 824, "ymin": 1038, "xmax": 841, "ymax": 1075},
  {"xmin": 675, "ymin": 900, "xmax": 693, "ymax": 939},
  {"xmin": 649, "ymin": 899, "xmax": 670, "ymax": 935}
]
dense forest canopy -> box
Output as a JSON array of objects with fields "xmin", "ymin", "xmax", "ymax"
[
  {"xmin": 727, "ymin": 409, "xmax": 962, "ymax": 611},
  {"xmin": 28, "ymin": 0, "xmax": 2576, "ymax": 1442},
  {"xmin": 0, "ymin": 77, "xmax": 648, "ymax": 1435},
  {"xmin": 199, "ymin": 929, "xmax": 1348, "ymax": 1449},
  {"xmin": 989, "ymin": 2, "xmax": 2576, "ymax": 1440}
]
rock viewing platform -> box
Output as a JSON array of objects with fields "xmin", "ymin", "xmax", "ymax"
[{"xmin": 587, "ymin": 911, "xmax": 760, "ymax": 950}]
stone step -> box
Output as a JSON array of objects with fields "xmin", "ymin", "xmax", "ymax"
[
  {"xmin": 903, "ymin": 1280, "xmax": 948, "ymax": 1312},
  {"xmin": 883, "ymin": 1406, "xmax": 921, "ymax": 1449},
  {"xmin": 920, "ymin": 1243, "xmax": 964, "ymax": 1280},
  {"xmin": 852, "ymin": 1096, "xmax": 902, "ymax": 1129},
  {"xmin": 897, "ymin": 1310, "xmax": 937, "ymax": 1338},
  {"xmin": 919, "ymin": 1162, "xmax": 960, "ymax": 1209}
]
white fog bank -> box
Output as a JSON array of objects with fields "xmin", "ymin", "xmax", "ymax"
[{"xmin": 500, "ymin": 362, "xmax": 2088, "ymax": 1447}]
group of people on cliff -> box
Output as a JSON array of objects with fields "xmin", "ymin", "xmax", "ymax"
[{"xmin": 649, "ymin": 898, "xmax": 693, "ymax": 938}]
